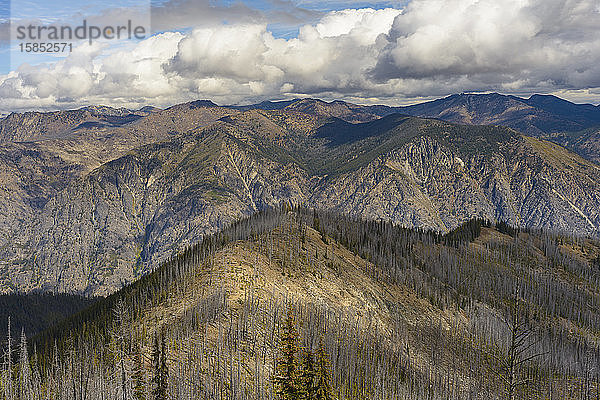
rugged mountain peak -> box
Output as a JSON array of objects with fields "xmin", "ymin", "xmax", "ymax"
[
  {"xmin": 284, "ymin": 97, "xmax": 330, "ymax": 111},
  {"xmin": 78, "ymin": 105, "xmax": 134, "ymax": 116},
  {"xmin": 524, "ymin": 93, "xmax": 600, "ymax": 119},
  {"xmin": 441, "ymin": 92, "xmax": 531, "ymax": 110},
  {"xmin": 283, "ymin": 98, "xmax": 380, "ymax": 123},
  {"xmin": 163, "ymin": 99, "xmax": 221, "ymax": 113},
  {"xmin": 190, "ymin": 99, "xmax": 219, "ymax": 108},
  {"xmin": 397, "ymin": 92, "xmax": 600, "ymax": 162},
  {"xmin": 0, "ymin": 106, "xmax": 148, "ymax": 143},
  {"xmin": 400, "ymin": 92, "xmax": 600, "ymax": 130},
  {"xmin": 527, "ymin": 93, "xmax": 565, "ymax": 102},
  {"xmin": 137, "ymin": 105, "xmax": 162, "ymax": 113},
  {"xmin": 227, "ymin": 99, "xmax": 301, "ymax": 111}
]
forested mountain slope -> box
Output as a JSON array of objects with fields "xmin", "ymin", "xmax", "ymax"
[
  {"xmin": 8, "ymin": 207, "xmax": 599, "ymax": 399},
  {"xmin": 0, "ymin": 102, "xmax": 235, "ymax": 260},
  {"xmin": 396, "ymin": 93, "xmax": 600, "ymax": 135},
  {"xmin": 394, "ymin": 93, "xmax": 600, "ymax": 164},
  {"xmin": 0, "ymin": 106, "xmax": 145, "ymax": 143},
  {"xmin": 238, "ymin": 95, "xmax": 600, "ymax": 163},
  {"xmin": 0, "ymin": 293, "xmax": 95, "ymax": 338},
  {"xmin": 1, "ymin": 104, "xmax": 600, "ymax": 295}
]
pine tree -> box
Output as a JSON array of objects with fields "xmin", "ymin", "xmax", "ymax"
[
  {"xmin": 274, "ymin": 307, "xmax": 303, "ymax": 400},
  {"xmin": 300, "ymin": 350, "xmax": 318, "ymax": 400},
  {"xmin": 132, "ymin": 343, "xmax": 146, "ymax": 400},
  {"xmin": 29, "ymin": 345, "xmax": 42, "ymax": 400},
  {"xmin": 151, "ymin": 332, "xmax": 167, "ymax": 400},
  {"xmin": 159, "ymin": 334, "xmax": 168, "ymax": 399},
  {"xmin": 315, "ymin": 338, "xmax": 335, "ymax": 400}
]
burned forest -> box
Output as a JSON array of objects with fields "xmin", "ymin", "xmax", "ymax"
[{"xmin": 1, "ymin": 206, "xmax": 599, "ymax": 399}]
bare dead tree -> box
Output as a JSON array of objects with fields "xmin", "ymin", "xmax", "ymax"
[
  {"xmin": 2, "ymin": 317, "xmax": 13, "ymax": 400},
  {"xmin": 18, "ymin": 329, "xmax": 32, "ymax": 400},
  {"xmin": 492, "ymin": 288, "xmax": 547, "ymax": 400}
]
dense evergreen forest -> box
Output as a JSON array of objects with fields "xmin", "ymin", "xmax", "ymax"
[
  {"xmin": 0, "ymin": 294, "xmax": 95, "ymax": 338},
  {"xmin": 1, "ymin": 206, "xmax": 599, "ymax": 399}
]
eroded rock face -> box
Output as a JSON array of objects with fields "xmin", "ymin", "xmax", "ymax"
[
  {"xmin": 1, "ymin": 103, "xmax": 599, "ymax": 295},
  {"xmin": 313, "ymin": 135, "xmax": 600, "ymax": 235}
]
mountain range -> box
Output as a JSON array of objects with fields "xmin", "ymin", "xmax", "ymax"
[
  {"xmin": 238, "ymin": 93, "xmax": 600, "ymax": 163},
  {"xmin": 0, "ymin": 94, "xmax": 599, "ymax": 295},
  {"xmin": 395, "ymin": 93, "xmax": 600, "ymax": 164}
]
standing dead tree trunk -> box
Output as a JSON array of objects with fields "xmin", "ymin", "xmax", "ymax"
[
  {"xmin": 2, "ymin": 317, "xmax": 13, "ymax": 400},
  {"xmin": 492, "ymin": 287, "xmax": 546, "ymax": 400}
]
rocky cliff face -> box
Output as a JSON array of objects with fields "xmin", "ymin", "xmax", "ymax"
[
  {"xmin": 1, "ymin": 101, "xmax": 599, "ymax": 295},
  {"xmin": 313, "ymin": 134, "xmax": 600, "ymax": 232}
]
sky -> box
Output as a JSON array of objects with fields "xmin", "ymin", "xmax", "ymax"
[{"xmin": 0, "ymin": 0, "xmax": 599, "ymax": 113}]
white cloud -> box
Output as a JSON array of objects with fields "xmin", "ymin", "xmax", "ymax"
[
  {"xmin": 1, "ymin": 0, "xmax": 600, "ymax": 112},
  {"xmin": 373, "ymin": 0, "xmax": 600, "ymax": 92}
]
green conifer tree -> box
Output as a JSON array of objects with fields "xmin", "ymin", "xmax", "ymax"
[
  {"xmin": 159, "ymin": 334, "xmax": 168, "ymax": 398},
  {"xmin": 300, "ymin": 350, "xmax": 318, "ymax": 400},
  {"xmin": 274, "ymin": 307, "xmax": 303, "ymax": 400},
  {"xmin": 132, "ymin": 343, "xmax": 146, "ymax": 400},
  {"xmin": 151, "ymin": 332, "xmax": 168, "ymax": 400},
  {"xmin": 315, "ymin": 338, "xmax": 335, "ymax": 400}
]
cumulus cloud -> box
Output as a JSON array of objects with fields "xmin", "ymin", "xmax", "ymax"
[
  {"xmin": 2, "ymin": 0, "xmax": 600, "ymax": 112},
  {"xmin": 373, "ymin": 0, "xmax": 600, "ymax": 93}
]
